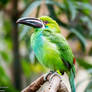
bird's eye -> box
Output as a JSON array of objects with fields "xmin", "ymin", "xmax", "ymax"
[{"xmin": 44, "ymin": 21, "xmax": 48, "ymax": 24}]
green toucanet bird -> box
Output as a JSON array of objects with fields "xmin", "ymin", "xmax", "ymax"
[{"xmin": 17, "ymin": 16, "xmax": 76, "ymax": 92}]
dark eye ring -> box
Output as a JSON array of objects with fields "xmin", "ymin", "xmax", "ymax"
[{"xmin": 44, "ymin": 21, "xmax": 48, "ymax": 24}]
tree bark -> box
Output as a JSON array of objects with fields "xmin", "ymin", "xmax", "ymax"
[
  {"xmin": 21, "ymin": 74, "xmax": 69, "ymax": 92},
  {"xmin": 11, "ymin": 0, "xmax": 22, "ymax": 90}
]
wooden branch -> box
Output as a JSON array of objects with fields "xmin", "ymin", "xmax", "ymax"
[{"xmin": 21, "ymin": 74, "xmax": 69, "ymax": 92}]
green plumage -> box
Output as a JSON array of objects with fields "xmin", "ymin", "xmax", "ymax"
[{"xmin": 31, "ymin": 16, "xmax": 76, "ymax": 92}]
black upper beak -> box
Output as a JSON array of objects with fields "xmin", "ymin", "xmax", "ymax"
[{"xmin": 16, "ymin": 17, "xmax": 43, "ymax": 28}]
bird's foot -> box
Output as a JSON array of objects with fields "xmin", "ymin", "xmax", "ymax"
[
  {"xmin": 60, "ymin": 71, "xmax": 64, "ymax": 75},
  {"xmin": 44, "ymin": 71, "xmax": 54, "ymax": 81},
  {"xmin": 49, "ymin": 72, "xmax": 62, "ymax": 82}
]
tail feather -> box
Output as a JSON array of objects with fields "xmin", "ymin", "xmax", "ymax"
[{"xmin": 68, "ymin": 67, "xmax": 76, "ymax": 92}]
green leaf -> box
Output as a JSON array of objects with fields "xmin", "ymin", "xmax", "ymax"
[
  {"xmin": 0, "ymin": 51, "xmax": 11, "ymax": 63},
  {"xmin": 0, "ymin": 51, "xmax": 9, "ymax": 61},
  {"xmin": 77, "ymin": 58, "xmax": 92, "ymax": 69},
  {"xmin": 76, "ymin": 2, "xmax": 92, "ymax": 11},
  {"xmin": 0, "ymin": 67, "xmax": 18, "ymax": 92},
  {"xmin": 76, "ymin": 2, "xmax": 92, "ymax": 15},
  {"xmin": 22, "ymin": 0, "xmax": 42, "ymax": 17},
  {"xmin": 69, "ymin": 28, "xmax": 86, "ymax": 51},
  {"xmin": 80, "ymin": 16, "xmax": 92, "ymax": 35},
  {"xmin": 0, "ymin": 66, "xmax": 9, "ymax": 82},
  {"xmin": 68, "ymin": 0, "xmax": 77, "ymax": 20},
  {"xmin": 19, "ymin": 25, "xmax": 31, "ymax": 40},
  {"xmin": 64, "ymin": 0, "xmax": 77, "ymax": 20},
  {"xmin": 46, "ymin": 0, "xmax": 77, "ymax": 20},
  {"xmin": 67, "ymin": 33, "xmax": 76, "ymax": 39},
  {"xmin": 22, "ymin": 0, "xmax": 65, "ymax": 17},
  {"xmin": 46, "ymin": 0, "xmax": 65, "ymax": 10},
  {"xmin": 23, "ymin": 0, "xmax": 32, "ymax": 6},
  {"xmin": 3, "ymin": 18, "xmax": 11, "ymax": 34},
  {"xmin": 21, "ymin": 60, "xmax": 31, "ymax": 78},
  {"xmin": 85, "ymin": 81, "xmax": 92, "ymax": 92}
]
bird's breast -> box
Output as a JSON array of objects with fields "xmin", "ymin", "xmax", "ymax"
[{"xmin": 31, "ymin": 32, "xmax": 62, "ymax": 70}]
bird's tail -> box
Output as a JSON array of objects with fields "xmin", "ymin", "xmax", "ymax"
[{"xmin": 68, "ymin": 66, "xmax": 76, "ymax": 92}]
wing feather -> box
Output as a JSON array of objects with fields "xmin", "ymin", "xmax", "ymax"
[{"xmin": 42, "ymin": 28, "xmax": 74, "ymax": 67}]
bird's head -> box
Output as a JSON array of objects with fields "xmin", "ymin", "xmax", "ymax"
[{"xmin": 16, "ymin": 16, "xmax": 60, "ymax": 32}]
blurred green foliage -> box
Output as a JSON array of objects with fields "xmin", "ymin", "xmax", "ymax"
[
  {"xmin": 0, "ymin": 66, "xmax": 18, "ymax": 92},
  {"xmin": 0, "ymin": 0, "xmax": 9, "ymax": 7},
  {"xmin": 0, "ymin": 0, "xmax": 92, "ymax": 92},
  {"xmin": 84, "ymin": 69, "xmax": 92, "ymax": 92}
]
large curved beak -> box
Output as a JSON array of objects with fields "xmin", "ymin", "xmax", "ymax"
[{"xmin": 16, "ymin": 17, "xmax": 43, "ymax": 28}]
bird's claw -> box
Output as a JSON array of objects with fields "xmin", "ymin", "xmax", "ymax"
[
  {"xmin": 44, "ymin": 71, "xmax": 54, "ymax": 81},
  {"xmin": 49, "ymin": 72, "xmax": 62, "ymax": 82},
  {"xmin": 44, "ymin": 71, "xmax": 62, "ymax": 82}
]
